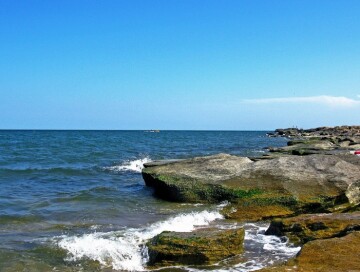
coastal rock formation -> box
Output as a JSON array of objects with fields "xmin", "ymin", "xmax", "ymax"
[
  {"xmin": 267, "ymin": 126, "xmax": 360, "ymax": 156},
  {"xmin": 265, "ymin": 212, "xmax": 360, "ymax": 244},
  {"xmin": 272, "ymin": 125, "xmax": 360, "ymax": 138},
  {"xmin": 141, "ymin": 126, "xmax": 360, "ymax": 271},
  {"xmin": 258, "ymin": 231, "xmax": 360, "ymax": 272},
  {"xmin": 142, "ymin": 153, "xmax": 360, "ymax": 220},
  {"xmin": 268, "ymin": 140, "xmax": 336, "ymax": 155},
  {"xmin": 147, "ymin": 228, "xmax": 244, "ymax": 266}
]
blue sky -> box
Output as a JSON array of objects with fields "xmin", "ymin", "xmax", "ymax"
[{"xmin": 1, "ymin": 0, "xmax": 359, "ymax": 130}]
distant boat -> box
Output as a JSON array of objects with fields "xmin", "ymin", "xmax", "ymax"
[{"xmin": 145, "ymin": 130, "xmax": 160, "ymax": 133}]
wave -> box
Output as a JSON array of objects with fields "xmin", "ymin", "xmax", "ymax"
[
  {"xmin": 54, "ymin": 187, "xmax": 115, "ymax": 203},
  {"xmin": 0, "ymin": 166, "xmax": 93, "ymax": 175},
  {"xmin": 54, "ymin": 205, "xmax": 224, "ymax": 271},
  {"xmin": 104, "ymin": 157, "xmax": 151, "ymax": 173}
]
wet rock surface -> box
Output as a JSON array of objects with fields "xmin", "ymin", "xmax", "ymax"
[
  {"xmin": 258, "ymin": 231, "xmax": 360, "ymax": 272},
  {"xmin": 147, "ymin": 228, "xmax": 245, "ymax": 266},
  {"xmin": 143, "ymin": 153, "xmax": 360, "ymax": 220},
  {"xmin": 265, "ymin": 212, "xmax": 360, "ymax": 244}
]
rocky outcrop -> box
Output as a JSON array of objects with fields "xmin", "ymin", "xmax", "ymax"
[
  {"xmin": 143, "ymin": 154, "xmax": 254, "ymax": 203},
  {"xmin": 267, "ymin": 126, "xmax": 360, "ymax": 156},
  {"xmin": 265, "ymin": 212, "xmax": 360, "ymax": 244},
  {"xmin": 258, "ymin": 231, "xmax": 360, "ymax": 272},
  {"xmin": 268, "ymin": 140, "xmax": 337, "ymax": 155},
  {"xmin": 272, "ymin": 126, "xmax": 360, "ymax": 138},
  {"xmin": 141, "ymin": 126, "xmax": 360, "ymax": 271},
  {"xmin": 147, "ymin": 228, "xmax": 244, "ymax": 266},
  {"xmin": 143, "ymin": 153, "xmax": 360, "ymax": 220}
]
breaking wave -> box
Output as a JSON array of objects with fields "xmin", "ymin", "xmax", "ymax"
[
  {"xmin": 104, "ymin": 158, "xmax": 151, "ymax": 173},
  {"xmin": 54, "ymin": 206, "xmax": 224, "ymax": 271}
]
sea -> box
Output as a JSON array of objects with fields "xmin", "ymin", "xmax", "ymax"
[{"xmin": 0, "ymin": 130, "xmax": 300, "ymax": 272}]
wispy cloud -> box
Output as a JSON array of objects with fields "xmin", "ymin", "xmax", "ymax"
[{"xmin": 242, "ymin": 95, "xmax": 360, "ymax": 107}]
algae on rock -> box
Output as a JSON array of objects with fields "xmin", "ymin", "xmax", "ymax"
[
  {"xmin": 147, "ymin": 228, "xmax": 245, "ymax": 267},
  {"xmin": 265, "ymin": 211, "xmax": 360, "ymax": 245},
  {"xmin": 142, "ymin": 153, "xmax": 360, "ymax": 221}
]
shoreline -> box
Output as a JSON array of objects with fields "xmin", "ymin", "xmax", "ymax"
[{"xmin": 141, "ymin": 125, "xmax": 360, "ymax": 271}]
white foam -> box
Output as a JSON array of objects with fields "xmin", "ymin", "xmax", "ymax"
[
  {"xmin": 55, "ymin": 207, "xmax": 224, "ymax": 271},
  {"xmin": 237, "ymin": 223, "xmax": 300, "ymax": 271},
  {"xmin": 244, "ymin": 224, "xmax": 300, "ymax": 257},
  {"xmin": 105, "ymin": 157, "xmax": 151, "ymax": 173}
]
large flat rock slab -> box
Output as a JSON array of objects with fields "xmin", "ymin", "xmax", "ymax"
[{"xmin": 142, "ymin": 154, "xmax": 360, "ymax": 219}]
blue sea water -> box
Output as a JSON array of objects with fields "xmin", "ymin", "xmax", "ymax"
[{"xmin": 0, "ymin": 130, "xmax": 298, "ymax": 271}]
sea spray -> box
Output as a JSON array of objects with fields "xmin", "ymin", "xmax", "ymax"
[
  {"xmin": 234, "ymin": 223, "xmax": 300, "ymax": 271},
  {"xmin": 104, "ymin": 157, "xmax": 151, "ymax": 173},
  {"xmin": 55, "ymin": 205, "xmax": 225, "ymax": 271}
]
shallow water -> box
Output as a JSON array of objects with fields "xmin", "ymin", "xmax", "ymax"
[{"xmin": 0, "ymin": 130, "xmax": 298, "ymax": 271}]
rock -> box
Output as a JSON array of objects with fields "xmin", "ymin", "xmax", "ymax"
[
  {"xmin": 265, "ymin": 212, "xmax": 360, "ymax": 244},
  {"xmin": 258, "ymin": 232, "xmax": 360, "ymax": 272},
  {"xmin": 274, "ymin": 128, "xmax": 302, "ymax": 137},
  {"xmin": 223, "ymin": 204, "xmax": 295, "ymax": 221},
  {"xmin": 146, "ymin": 228, "xmax": 244, "ymax": 266},
  {"xmin": 348, "ymin": 143, "xmax": 360, "ymax": 150},
  {"xmin": 339, "ymin": 140, "xmax": 351, "ymax": 147},
  {"xmin": 142, "ymin": 154, "xmax": 360, "ymax": 220},
  {"xmin": 142, "ymin": 153, "xmax": 254, "ymax": 203},
  {"xmin": 346, "ymin": 181, "xmax": 360, "ymax": 206},
  {"xmin": 286, "ymin": 138, "xmax": 331, "ymax": 146},
  {"xmin": 143, "ymin": 159, "xmax": 185, "ymax": 168},
  {"xmin": 272, "ymin": 126, "xmax": 360, "ymax": 139},
  {"xmin": 270, "ymin": 142, "xmax": 335, "ymax": 155},
  {"xmin": 269, "ymin": 126, "xmax": 360, "ymax": 156},
  {"xmin": 335, "ymin": 153, "xmax": 360, "ymax": 166}
]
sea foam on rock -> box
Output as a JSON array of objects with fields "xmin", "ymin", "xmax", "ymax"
[{"xmin": 258, "ymin": 231, "xmax": 360, "ymax": 272}]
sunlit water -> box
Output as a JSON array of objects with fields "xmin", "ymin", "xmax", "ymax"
[{"xmin": 0, "ymin": 130, "xmax": 299, "ymax": 271}]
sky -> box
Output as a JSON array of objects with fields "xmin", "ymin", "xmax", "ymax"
[{"xmin": 1, "ymin": 0, "xmax": 360, "ymax": 130}]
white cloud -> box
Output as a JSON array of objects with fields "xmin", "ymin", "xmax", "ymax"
[{"xmin": 242, "ymin": 95, "xmax": 360, "ymax": 107}]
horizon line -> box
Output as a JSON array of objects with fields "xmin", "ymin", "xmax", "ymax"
[{"xmin": 0, "ymin": 128, "xmax": 275, "ymax": 132}]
